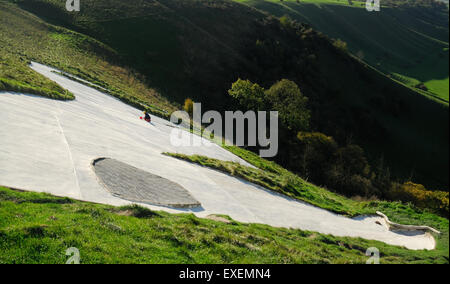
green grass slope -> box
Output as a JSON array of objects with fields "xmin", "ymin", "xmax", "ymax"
[
  {"xmin": 0, "ymin": 185, "xmax": 448, "ymax": 264},
  {"xmin": 236, "ymin": 0, "xmax": 449, "ymax": 102},
  {"xmin": 3, "ymin": 0, "xmax": 449, "ymax": 189},
  {"xmin": 0, "ymin": 1, "xmax": 176, "ymax": 114},
  {"xmin": 11, "ymin": 0, "xmax": 258, "ymax": 106},
  {"xmin": 0, "ymin": 54, "xmax": 74, "ymax": 100},
  {"xmin": 0, "ymin": 12, "xmax": 74, "ymax": 101}
]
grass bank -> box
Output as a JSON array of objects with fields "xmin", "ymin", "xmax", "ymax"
[
  {"xmin": 163, "ymin": 148, "xmax": 448, "ymax": 260},
  {"xmin": 0, "ymin": 54, "xmax": 74, "ymax": 100},
  {"xmin": 0, "ymin": 1, "xmax": 177, "ymax": 113},
  {"xmin": 53, "ymin": 70, "xmax": 171, "ymax": 120},
  {"xmin": 0, "ymin": 186, "xmax": 447, "ymax": 264}
]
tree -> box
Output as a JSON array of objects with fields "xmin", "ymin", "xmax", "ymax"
[
  {"xmin": 265, "ymin": 79, "xmax": 310, "ymax": 132},
  {"xmin": 279, "ymin": 15, "xmax": 292, "ymax": 28},
  {"xmin": 333, "ymin": 39, "xmax": 348, "ymax": 52},
  {"xmin": 184, "ymin": 98, "xmax": 194, "ymax": 117},
  {"xmin": 228, "ymin": 79, "xmax": 266, "ymax": 111},
  {"xmin": 336, "ymin": 144, "xmax": 371, "ymax": 177},
  {"xmin": 297, "ymin": 132, "xmax": 338, "ymax": 180}
]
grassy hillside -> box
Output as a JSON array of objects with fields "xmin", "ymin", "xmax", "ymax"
[
  {"xmin": 0, "ymin": 1, "xmax": 177, "ymax": 115},
  {"xmin": 236, "ymin": 0, "xmax": 449, "ymax": 102},
  {"xmin": 2, "ymin": 0, "xmax": 448, "ymax": 190},
  {"xmin": 0, "ymin": 53, "xmax": 74, "ymax": 100},
  {"xmin": 0, "ymin": 9, "xmax": 74, "ymax": 101},
  {"xmin": 0, "ymin": 184, "xmax": 448, "ymax": 264}
]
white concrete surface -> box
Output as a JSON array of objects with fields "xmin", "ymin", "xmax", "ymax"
[{"xmin": 0, "ymin": 62, "xmax": 436, "ymax": 250}]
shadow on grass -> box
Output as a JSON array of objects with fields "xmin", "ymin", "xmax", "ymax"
[{"xmin": 112, "ymin": 204, "xmax": 162, "ymax": 219}]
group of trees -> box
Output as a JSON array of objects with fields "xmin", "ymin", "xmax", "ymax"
[
  {"xmin": 227, "ymin": 78, "xmax": 449, "ymax": 215},
  {"xmin": 296, "ymin": 132, "xmax": 376, "ymax": 197},
  {"xmin": 228, "ymin": 79, "xmax": 311, "ymax": 132},
  {"xmin": 228, "ymin": 78, "xmax": 375, "ymax": 196}
]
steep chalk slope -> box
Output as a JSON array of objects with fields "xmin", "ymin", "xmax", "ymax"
[{"xmin": 0, "ymin": 62, "xmax": 435, "ymax": 250}]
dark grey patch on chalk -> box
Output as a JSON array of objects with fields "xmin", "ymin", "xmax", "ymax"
[{"xmin": 93, "ymin": 158, "xmax": 201, "ymax": 209}]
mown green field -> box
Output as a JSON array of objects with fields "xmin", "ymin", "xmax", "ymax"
[{"xmin": 236, "ymin": 0, "xmax": 449, "ymax": 102}]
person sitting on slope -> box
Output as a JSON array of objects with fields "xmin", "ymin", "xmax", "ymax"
[{"xmin": 144, "ymin": 110, "xmax": 151, "ymax": 123}]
